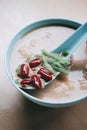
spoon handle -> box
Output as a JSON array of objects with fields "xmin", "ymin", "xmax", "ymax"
[{"xmin": 52, "ymin": 22, "xmax": 87, "ymax": 57}]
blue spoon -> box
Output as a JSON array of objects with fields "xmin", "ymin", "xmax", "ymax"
[
  {"xmin": 52, "ymin": 22, "xmax": 87, "ymax": 56},
  {"xmin": 23, "ymin": 22, "xmax": 87, "ymax": 89}
]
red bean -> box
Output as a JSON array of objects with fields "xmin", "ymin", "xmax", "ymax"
[
  {"xmin": 31, "ymin": 75, "xmax": 42, "ymax": 89},
  {"xmin": 20, "ymin": 64, "xmax": 29, "ymax": 78},
  {"xmin": 38, "ymin": 68, "xmax": 52, "ymax": 82},
  {"xmin": 29, "ymin": 58, "xmax": 41, "ymax": 68},
  {"xmin": 20, "ymin": 79, "xmax": 32, "ymax": 85}
]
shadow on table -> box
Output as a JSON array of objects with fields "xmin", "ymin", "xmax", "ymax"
[{"xmin": 19, "ymin": 95, "xmax": 87, "ymax": 130}]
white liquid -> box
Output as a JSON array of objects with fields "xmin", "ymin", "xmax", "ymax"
[{"xmin": 10, "ymin": 26, "xmax": 87, "ymax": 102}]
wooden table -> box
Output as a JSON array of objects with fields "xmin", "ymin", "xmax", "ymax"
[{"xmin": 0, "ymin": 0, "xmax": 87, "ymax": 129}]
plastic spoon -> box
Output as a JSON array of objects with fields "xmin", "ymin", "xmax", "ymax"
[{"xmin": 20, "ymin": 22, "xmax": 87, "ymax": 89}]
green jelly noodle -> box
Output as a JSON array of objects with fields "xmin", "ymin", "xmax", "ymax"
[{"xmin": 28, "ymin": 49, "xmax": 70, "ymax": 76}]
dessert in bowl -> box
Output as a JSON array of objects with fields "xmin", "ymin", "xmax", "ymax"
[{"xmin": 5, "ymin": 19, "xmax": 87, "ymax": 107}]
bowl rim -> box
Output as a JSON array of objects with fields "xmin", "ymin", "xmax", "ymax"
[{"xmin": 5, "ymin": 18, "xmax": 87, "ymax": 107}]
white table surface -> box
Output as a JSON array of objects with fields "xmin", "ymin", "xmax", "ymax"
[{"xmin": 0, "ymin": 0, "xmax": 87, "ymax": 130}]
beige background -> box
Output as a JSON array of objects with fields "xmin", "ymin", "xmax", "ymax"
[{"xmin": 0, "ymin": 0, "xmax": 87, "ymax": 130}]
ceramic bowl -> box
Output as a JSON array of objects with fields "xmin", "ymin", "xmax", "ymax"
[{"xmin": 5, "ymin": 19, "xmax": 87, "ymax": 108}]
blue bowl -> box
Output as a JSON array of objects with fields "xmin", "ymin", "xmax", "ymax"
[{"xmin": 5, "ymin": 18, "xmax": 87, "ymax": 108}]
